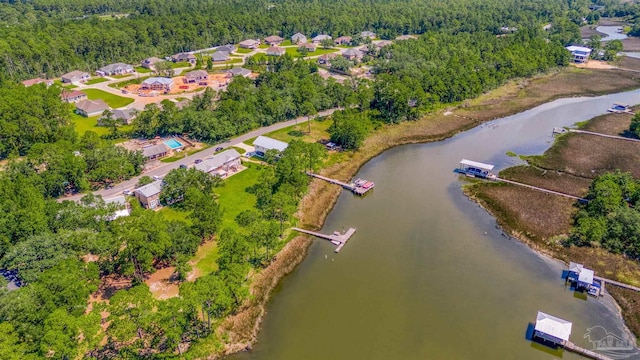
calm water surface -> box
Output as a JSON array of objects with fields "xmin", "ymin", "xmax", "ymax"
[
  {"xmin": 230, "ymin": 90, "xmax": 640, "ymax": 360},
  {"xmin": 596, "ymin": 25, "xmax": 628, "ymax": 41}
]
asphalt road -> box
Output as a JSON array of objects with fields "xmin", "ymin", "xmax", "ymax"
[{"xmin": 60, "ymin": 108, "xmax": 339, "ymax": 202}]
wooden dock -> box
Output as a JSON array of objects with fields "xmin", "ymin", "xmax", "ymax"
[
  {"xmin": 595, "ymin": 276, "xmax": 640, "ymax": 293},
  {"xmin": 291, "ymin": 227, "xmax": 356, "ymax": 252},
  {"xmin": 563, "ymin": 341, "xmax": 614, "ymax": 360},
  {"xmin": 306, "ymin": 172, "xmax": 374, "ymax": 196},
  {"xmin": 568, "ymin": 129, "xmax": 640, "ymax": 143},
  {"xmin": 495, "ymin": 177, "xmax": 588, "ymax": 202}
]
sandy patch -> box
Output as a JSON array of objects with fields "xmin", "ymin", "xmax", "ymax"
[
  {"xmin": 572, "ymin": 60, "xmax": 616, "ymax": 69},
  {"xmin": 145, "ymin": 266, "xmax": 179, "ymax": 300}
]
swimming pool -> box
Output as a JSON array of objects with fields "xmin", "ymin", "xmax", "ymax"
[{"xmin": 164, "ymin": 139, "xmax": 184, "ymax": 149}]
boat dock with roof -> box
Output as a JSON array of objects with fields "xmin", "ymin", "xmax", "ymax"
[{"xmin": 455, "ymin": 159, "xmax": 497, "ymax": 179}]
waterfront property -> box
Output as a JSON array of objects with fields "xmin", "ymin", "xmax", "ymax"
[
  {"xmin": 142, "ymin": 143, "xmax": 170, "ymax": 160},
  {"xmin": 140, "ymin": 77, "xmax": 174, "ymax": 93},
  {"xmin": 194, "ymin": 149, "xmax": 241, "ymax": 178},
  {"xmin": 134, "ymin": 180, "xmax": 163, "ymax": 209},
  {"xmin": 75, "ymin": 99, "xmax": 110, "ymax": 117},
  {"xmin": 96, "ymin": 62, "xmax": 135, "ymax": 76},
  {"xmin": 60, "ymin": 90, "xmax": 87, "ymax": 103},
  {"xmin": 306, "ymin": 172, "xmax": 374, "ymax": 196},
  {"xmin": 291, "ymin": 227, "xmax": 356, "ymax": 253},
  {"xmin": 253, "ymin": 135, "xmax": 289, "ymax": 156},
  {"xmin": 566, "ymin": 262, "xmax": 602, "ymax": 296},
  {"xmin": 61, "ymin": 70, "xmax": 90, "ymax": 84},
  {"xmin": 566, "ymin": 45, "xmax": 592, "ymax": 63},
  {"xmin": 456, "ymin": 159, "xmax": 496, "ymax": 179},
  {"xmin": 533, "ymin": 311, "xmax": 572, "ymax": 346}
]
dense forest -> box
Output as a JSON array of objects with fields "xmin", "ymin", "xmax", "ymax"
[{"xmin": 0, "ymin": 0, "xmax": 586, "ymax": 79}]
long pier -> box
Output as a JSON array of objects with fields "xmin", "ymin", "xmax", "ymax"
[
  {"xmin": 495, "ymin": 177, "xmax": 588, "ymax": 202},
  {"xmin": 568, "ymin": 129, "xmax": 640, "ymax": 143},
  {"xmin": 291, "ymin": 227, "xmax": 356, "ymax": 252},
  {"xmin": 306, "ymin": 172, "xmax": 374, "ymax": 196},
  {"xmin": 563, "ymin": 341, "xmax": 614, "ymax": 360},
  {"xmin": 595, "ymin": 276, "xmax": 640, "ymax": 293}
]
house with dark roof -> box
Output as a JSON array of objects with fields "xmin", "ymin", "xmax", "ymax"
[
  {"xmin": 142, "ymin": 143, "xmax": 170, "ymax": 160},
  {"xmin": 194, "ymin": 149, "xmax": 241, "ymax": 178},
  {"xmin": 141, "ymin": 57, "xmax": 163, "ymax": 70},
  {"xmin": 264, "ymin": 35, "xmax": 284, "ymax": 46},
  {"xmin": 140, "ymin": 77, "xmax": 174, "ymax": 92},
  {"xmin": 217, "ymin": 44, "xmax": 237, "ymax": 53},
  {"xmin": 171, "ymin": 52, "xmax": 196, "ymax": 65},
  {"xmin": 76, "ymin": 99, "xmax": 110, "ymax": 117},
  {"xmin": 253, "ymin": 136, "xmax": 288, "ymax": 156},
  {"xmin": 60, "ymin": 90, "xmax": 87, "ymax": 103},
  {"xmin": 312, "ymin": 34, "xmax": 332, "ymax": 43},
  {"xmin": 266, "ymin": 46, "xmax": 285, "ymax": 56},
  {"xmin": 96, "ymin": 63, "xmax": 134, "ymax": 76},
  {"xmin": 334, "ymin": 36, "xmax": 352, "ymax": 45},
  {"xmin": 291, "ymin": 33, "xmax": 307, "ymax": 44},
  {"xmin": 183, "ymin": 70, "xmax": 209, "ymax": 84},
  {"xmin": 61, "ymin": 70, "xmax": 90, "ymax": 84},
  {"xmin": 134, "ymin": 181, "xmax": 163, "ymax": 209},
  {"xmin": 227, "ymin": 67, "xmax": 252, "ymax": 78},
  {"xmin": 239, "ymin": 39, "xmax": 260, "ymax": 49},
  {"xmin": 22, "ymin": 78, "xmax": 53, "ymax": 87},
  {"xmin": 211, "ymin": 51, "xmax": 230, "ymax": 62}
]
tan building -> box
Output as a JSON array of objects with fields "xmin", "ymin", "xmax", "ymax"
[{"xmin": 134, "ymin": 181, "xmax": 163, "ymax": 209}]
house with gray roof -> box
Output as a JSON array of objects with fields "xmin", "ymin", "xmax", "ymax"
[
  {"xmin": 134, "ymin": 181, "xmax": 163, "ymax": 209},
  {"xmin": 342, "ymin": 48, "xmax": 362, "ymax": 61},
  {"xmin": 227, "ymin": 67, "xmax": 252, "ymax": 78},
  {"xmin": 140, "ymin": 77, "xmax": 174, "ymax": 92},
  {"xmin": 142, "ymin": 143, "xmax": 170, "ymax": 160},
  {"xmin": 194, "ymin": 149, "xmax": 241, "ymax": 178},
  {"xmin": 291, "ymin": 33, "xmax": 307, "ymax": 44},
  {"xmin": 239, "ymin": 39, "xmax": 260, "ymax": 49},
  {"xmin": 217, "ymin": 44, "xmax": 237, "ymax": 53},
  {"xmin": 171, "ymin": 52, "xmax": 196, "ymax": 65},
  {"xmin": 96, "ymin": 62, "xmax": 134, "ymax": 76},
  {"xmin": 211, "ymin": 51, "xmax": 230, "ymax": 62},
  {"xmin": 141, "ymin": 57, "xmax": 163, "ymax": 70},
  {"xmin": 183, "ymin": 70, "xmax": 208, "ymax": 83},
  {"xmin": 253, "ymin": 136, "xmax": 288, "ymax": 156},
  {"xmin": 264, "ymin": 35, "xmax": 284, "ymax": 46},
  {"xmin": 266, "ymin": 46, "xmax": 285, "ymax": 56},
  {"xmin": 99, "ymin": 108, "xmax": 137, "ymax": 125},
  {"xmin": 61, "ymin": 70, "xmax": 90, "ymax": 84},
  {"xmin": 75, "ymin": 99, "xmax": 110, "ymax": 117},
  {"xmin": 334, "ymin": 36, "xmax": 352, "ymax": 45},
  {"xmin": 60, "ymin": 90, "xmax": 87, "ymax": 103},
  {"xmin": 312, "ymin": 34, "xmax": 332, "ymax": 43},
  {"xmin": 360, "ymin": 31, "xmax": 376, "ymax": 39}
]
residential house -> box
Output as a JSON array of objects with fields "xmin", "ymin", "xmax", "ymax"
[
  {"xmin": 376, "ymin": 40, "xmax": 393, "ymax": 49},
  {"xmin": 75, "ymin": 99, "xmax": 110, "ymax": 117},
  {"xmin": 183, "ymin": 70, "xmax": 209, "ymax": 83},
  {"xmin": 318, "ymin": 53, "xmax": 338, "ymax": 65},
  {"xmin": 253, "ymin": 136, "xmax": 288, "ymax": 156},
  {"xmin": 194, "ymin": 149, "xmax": 241, "ymax": 178},
  {"xmin": 134, "ymin": 181, "xmax": 163, "ymax": 209},
  {"xmin": 291, "ymin": 32, "xmax": 307, "ymax": 44},
  {"xmin": 227, "ymin": 67, "xmax": 252, "ymax": 78},
  {"xmin": 342, "ymin": 48, "xmax": 361, "ymax": 61},
  {"xmin": 60, "ymin": 90, "xmax": 87, "ymax": 103},
  {"xmin": 99, "ymin": 108, "xmax": 137, "ymax": 125},
  {"xmin": 140, "ymin": 77, "xmax": 174, "ymax": 92},
  {"xmin": 266, "ymin": 46, "xmax": 285, "ymax": 56},
  {"xmin": 360, "ymin": 31, "xmax": 376, "ymax": 39},
  {"xmin": 61, "ymin": 70, "xmax": 90, "ymax": 84},
  {"xmin": 141, "ymin": 57, "xmax": 163, "ymax": 70},
  {"xmin": 312, "ymin": 34, "xmax": 332, "ymax": 43},
  {"xmin": 96, "ymin": 62, "xmax": 134, "ymax": 76},
  {"xmin": 566, "ymin": 45, "xmax": 592, "ymax": 63},
  {"xmin": 217, "ymin": 44, "xmax": 237, "ymax": 53},
  {"xmin": 239, "ymin": 39, "xmax": 260, "ymax": 49},
  {"xmin": 22, "ymin": 78, "xmax": 53, "ymax": 87},
  {"xmin": 334, "ymin": 36, "xmax": 352, "ymax": 45},
  {"xmin": 104, "ymin": 196, "xmax": 131, "ymax": 219},
  {"xmin": 211, "ymin": 51, "xmax": 230, "ymax": 62},
  {"xmin": 142, "ymin": 143, "xmax": 170, "ymax": 160},
  {"xmin": 264, "ymin": 35, "xmax": 284, "ymax": 46},
  {"xmin": 396, "ymin": 34, "xmax": 418, "ymax": 41},
  {"xmin": 300, "ymin": 43, "xmax": 317, "ymax": 52},
  {"xmin": 171, "ymin": 52, "xmax": 197, "ymax": 65}
]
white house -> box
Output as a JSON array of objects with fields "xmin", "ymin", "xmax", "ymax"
[
  {"xmin": 291, "ymin": 32, "xmax": 307, "ymax": 44},
  {"xmin": 566, "ymin": 45, "xmax": 592, "ymax": 63},
  {"xmin": 96, "ymin": 63, "xmax": 134, "ymax": 76},
  {"xmin": 253, "ymin": 136, "xmax": 288, "ymax": 156},
  {"xmin": 61, "ymin": 70, "xmax": 90, "ymax": 84}
]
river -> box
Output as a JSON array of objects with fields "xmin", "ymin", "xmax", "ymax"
[
  {"xmin": 596, "ymin": 25, "xmax": 628, "ymax": 41},
  {"xmin": 229, "ymin": 90, "xmax": 640, "ymax": 360}
]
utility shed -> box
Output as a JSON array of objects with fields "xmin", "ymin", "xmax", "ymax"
[{"xmin": 534, "ymin": 311, "xmax": 572, "ymax": 345}]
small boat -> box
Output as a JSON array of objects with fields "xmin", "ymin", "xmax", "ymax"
[{"xmin": 607, "ymin": 103, "xmax": 630, "ymax": 113}]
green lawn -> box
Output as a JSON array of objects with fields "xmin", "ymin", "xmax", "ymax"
[
  {"xmin": 171, "ymin": 62, "xmax": 191, "ymax": 69},
  {"xmin": 135, "ymin": 66, "xmax": 152, "ymax": 73},
  {"xmin": 232, "ymin": 146, "xmax": 246, "ymax": 154},
  {"xmin": 216, "ymin": 162, "xmax": 262, "ymax": 231},
  {"xmin": 159, "ymin": 206, "xmax": 192, "ymax": 224},
  {"xmin": 111, "ymin": 73, "xmax": 132, "ymax": 79},
  {"xmin": 234, "ymin": 48, "xmax": 253, "ymax": 54},
  {"xmin": 71, "ymin": 112, "xmax": 110, "ymax": 136},
  {"xmin": 258, "ymin": 44, "xmax": 269, "ymax": 49},
  {"xmin": 82, "ymin": 89, "xmax": 134, "ymax": 108},
  {"xmin": 85, "ymin": 77, "xmax": 108, "ymax": 85},
  {"xmin": 250, "ymin": 53, "xmax": 267, "ymax": 62},
  {"xmin": 264, "ymin": 117, "xmax": 333, "ymax": 143},
  {"xmin": 281, "ymin": 40, "xmax": 292, "ymax": 46},
  {"xmin": 108, "ymin": 78, "xmax": 142, "ymax": 89},
  {"xmin": 285, "ymin": 47, "xmax": 338, "ymax": 57}
]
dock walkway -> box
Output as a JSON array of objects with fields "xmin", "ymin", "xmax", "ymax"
[
  {"xmin": 306, "ymin": 172, "xmax": 374, "ymax": 196},
  {"xmin": 564, "ymin": 341, "xmax": 614, "ymax": 360},
  {"xmin": 569, "ymin": 129, "xmax": 640, "ymax": 143},
  {"xmin": 292, "ymin": 227, "xmax": 356, "ymax": 252},
  {"xmin": 495, "ymin": 177, "xmax": 588, "ymax": 202},
  {"xmin": 595, "ymin": 276, "xmax": 640, "ymax": 292}
]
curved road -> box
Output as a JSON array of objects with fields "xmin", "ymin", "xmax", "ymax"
[{"xmin": 60, "ymin": 108, "xmax": 340, "ymax": 202}]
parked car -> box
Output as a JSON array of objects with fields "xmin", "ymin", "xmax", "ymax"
[
  {"xmin": 195, "ymin": 159, "xmax": 203, "ymax": 164},
  {"xmin": 179, "ymin": 164, "xmax": 187, "ymax": 169},
  {"xmin": 153, "ymin": 175, "xmax": 162, "ymax": 181},
  {"xmin": 215, "ymin": 147, "xmax": 224, "ymax": 152},
  {"xmin": 123, "ymin": 190, "xmax": 133, "ymax": 196}
]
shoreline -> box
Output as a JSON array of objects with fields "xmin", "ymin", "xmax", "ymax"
[{"xmin": 211, "ymin": 67, "xmax": 640, "ymax": 358}]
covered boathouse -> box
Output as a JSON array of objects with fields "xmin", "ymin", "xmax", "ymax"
[
  {"xmin": 456, "ymin": 159, "xmax": 496, "ymax": 179},
  {"xmin": 567, "ymin": 262, "xmax": 602, "ymax": 296},
  {"xmin": 534, "ymin": 311, "xmax": 573, "ymax": 346}
]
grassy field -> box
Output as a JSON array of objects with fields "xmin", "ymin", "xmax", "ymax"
[
  {"xmin": 171, "ymin": 62, "xmax": 191, "ymax": 69},
  {"xmin": 281, "ymin": 40, "xmax": 292, "ymax": 46},
  {"xmin": 286, "ymin": 47, "xmax": 338, "ymax": 57},
  {"xmin": 111, "ymin": 73, "xmax": 133, "ymax": 79},
  {"xmin": 234, "ymin": 48, "xmax": 253, "ymax": 54},
  {"xmin": 83, "ymin": 88, "xmax": 134, "ymax": 108},
  {"xmin": 216, "ymin": 162, "xmax": 262, "ymax": 231},
  {"xmin": 85, "ymin": 77, "xmax": 108, "ymax": 85},
  {"xmin": 71, "ymin": 112, "xmax": 110, "ymax": 136},
  {"xmin": 264, "ymin": 117, "xmax": 332, "ymax": 143},
  {"xmin": 258, "ymin": 44, "xmax": 269, "ymax": 49},
  {"xmin": 54, "ymin": 79, "xmax": 78, "ymax": 89},
  {"xmin": 108, "ymin": 78, "xmax": 142, "ymax": 89},
  {"xmin": 159, "ymin": 206, "xmax": 192, "ymax": 224},
  {"xmin": 135, "ymin": 66, "xmax": 152, "ymax": 73}
]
